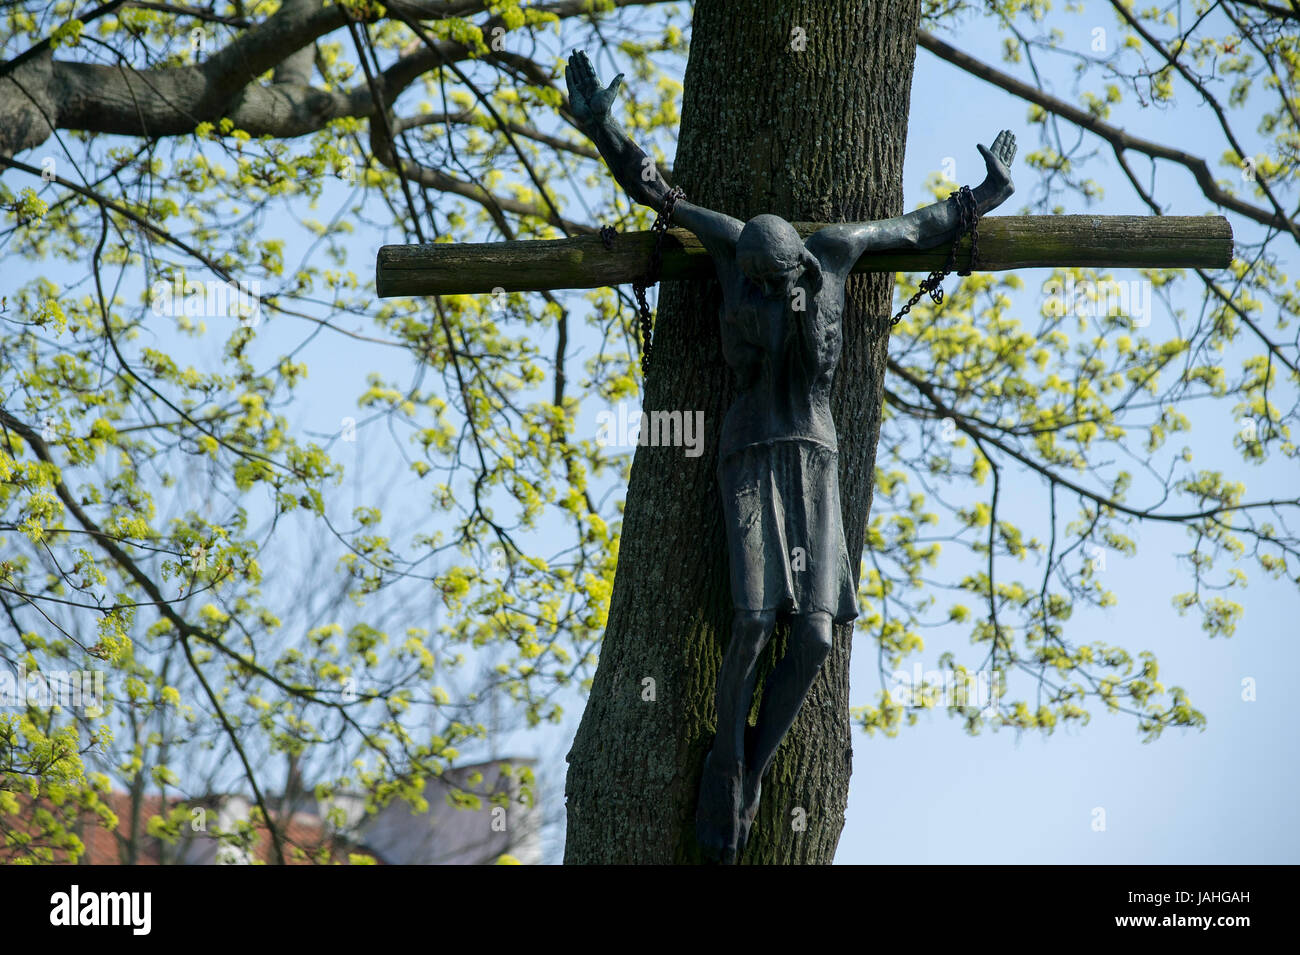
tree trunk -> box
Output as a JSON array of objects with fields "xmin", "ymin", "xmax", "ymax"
[{"xmin": 564, "ymin": 0, "xmax": 923, "ymax": 864}]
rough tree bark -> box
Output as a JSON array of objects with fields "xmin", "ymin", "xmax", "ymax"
[{"xmin": 564, "ymin": 0, "xmax": 924, "ymax": 864}]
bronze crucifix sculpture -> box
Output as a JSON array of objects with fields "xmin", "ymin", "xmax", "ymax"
[{"xmin": 565, "ymin": 50, "xmax": 1016, "ymax": 863}]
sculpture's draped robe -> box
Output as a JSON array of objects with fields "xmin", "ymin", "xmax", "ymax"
[{"xmin": 716, "ymin": 263, "xmax": 859, "ymax": 625}]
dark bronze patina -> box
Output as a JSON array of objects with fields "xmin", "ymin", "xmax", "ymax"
[{"xmin": 566, "ymin": 50, "xmax": 1016, "ymax": 863}]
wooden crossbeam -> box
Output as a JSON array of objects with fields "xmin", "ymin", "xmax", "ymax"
[{"xmin": 375, "ymin": 215, "xmax": 1233, "ymax": 298}]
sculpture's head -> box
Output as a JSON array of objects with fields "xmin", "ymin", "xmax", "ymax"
[{"xmin": 737, "ymin": 215, "xmax": 820, "ymax": 300}]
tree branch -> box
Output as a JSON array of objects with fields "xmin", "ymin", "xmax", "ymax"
[
  {"xmin": 916, "ymin": 30, "xmax": 1294, "ymax": 235},
  {"xmin": 0, "ymin": 0, "xmax": 674, "ymax": 153},
  {"xmin": 885, "ymin": 359, "xmax": 1299, "ymax": 523}
]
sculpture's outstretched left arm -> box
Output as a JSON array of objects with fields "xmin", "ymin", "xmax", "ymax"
[
  {"xmin": 807, "ymin": 131, "xmax": 1017, "ymax": 276},
  {"xmin": 565, "ymin": 50, "xmax": 742, "ymax": 260}
]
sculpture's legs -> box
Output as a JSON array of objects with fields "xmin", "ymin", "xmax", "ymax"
[
  {"xmin": 697, "ymin": 609, "xmax": 776, "ymax": 862},
  {"xmin": 739, "ymin": 611, "xmax": 833, "ymax": 847}
]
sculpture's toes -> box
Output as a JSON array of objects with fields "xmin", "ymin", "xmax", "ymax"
[{"xmin": 695, "ymin": 805, "xmax": 738, "ymax": 864}]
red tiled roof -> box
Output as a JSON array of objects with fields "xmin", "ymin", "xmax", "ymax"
[{"xmin": 4, "ymin": 790, "xmax": 375, "ymax": 865}]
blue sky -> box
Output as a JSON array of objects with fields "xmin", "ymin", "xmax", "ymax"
[{"xmin": 838, "ymin": 8, "xmax": 1299, "ymax": 865}]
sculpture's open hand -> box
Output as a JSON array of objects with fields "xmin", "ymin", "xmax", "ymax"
[
  {"xmin": 566, "ymin": 50, "xmax": 622, "ymax": 131},
  {"xmin": 976, "ymin": 129, "xmax": 1017, "ymax": 205}
]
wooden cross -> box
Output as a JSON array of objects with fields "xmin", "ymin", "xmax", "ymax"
[{"xmin": 376, "ymin": 215, "xmax": 1232, "ymax": 298}]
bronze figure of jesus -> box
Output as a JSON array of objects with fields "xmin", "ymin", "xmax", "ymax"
[{"xmin": 566, "ymin": 51, "xmax": 1016, "ymax": 862}]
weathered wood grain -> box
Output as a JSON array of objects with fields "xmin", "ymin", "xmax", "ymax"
[{"xmin": 376, "ymin": 215, "xmax": 1233, "ymax": 297}]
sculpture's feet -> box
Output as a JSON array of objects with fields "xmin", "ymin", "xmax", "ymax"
[{"xmin": 696, "ymin": 750, "xmax": 743, "ymax": 864}]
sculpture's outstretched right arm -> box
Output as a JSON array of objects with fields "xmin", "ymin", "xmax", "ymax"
[{"xmin": 565, "ymin": 50, "xmax": 742, "ymax": 259}]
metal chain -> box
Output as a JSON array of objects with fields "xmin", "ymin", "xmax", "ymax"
[
  {"xmin": 891, "ymin": 184, "xmax": 980, "ymax": 326},
  {"xmin": 630, "ymin": 185, "xmax": 685, "ymax": 378},
  {"xmin": 610, "ymin": 182, "xmax": 969, "ymax": 355}
]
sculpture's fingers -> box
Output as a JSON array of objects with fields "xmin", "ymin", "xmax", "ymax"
[
  {"xmin": 569, "ymin": 50, "xmax": 592, "ymax": 89},
  {"xmin": 579, "ymin": 51, "xmax": 600, "ymax": 89},
  {"xmin": 605, "ymin": 72, "xmax": 624, "ymax": 98},
  {"xmin": 997, "ymin": 130, "xmax": 1016, "ymax": 161},
  {"xmin": 564, "ymin": 54, "xmax": 582, "ymax": 93}
]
